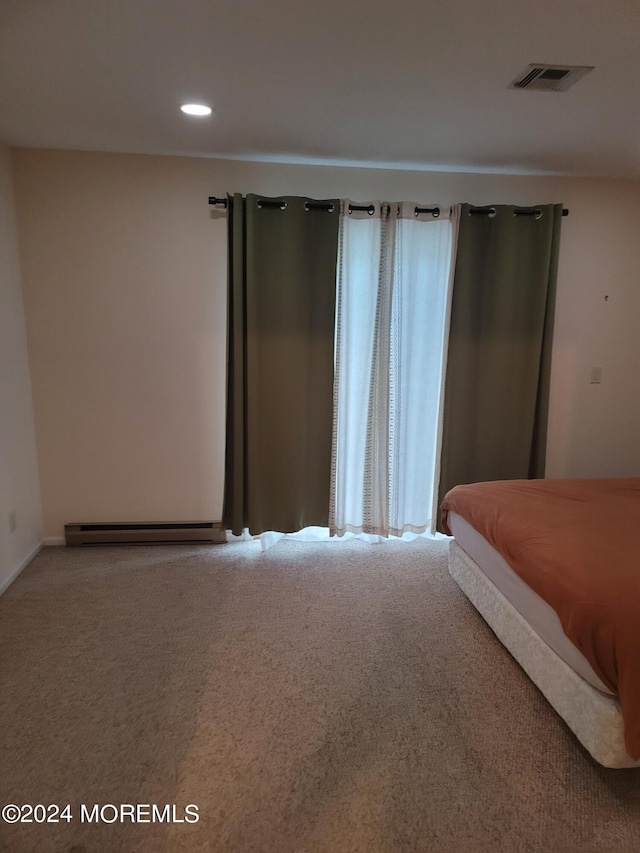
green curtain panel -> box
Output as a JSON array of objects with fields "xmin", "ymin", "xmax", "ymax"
[
  {"xmin": 437, "ymin": 203, "xmax": 563, "ymax": 514},
  {"xmin": 222, "ymin": 194, "xmax": 339, "ymax": 536}
]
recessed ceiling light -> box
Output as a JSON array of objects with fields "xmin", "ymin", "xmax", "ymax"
[{"xmin": 181, "ymin": 103, "xmax": 212, "ymax": 116}]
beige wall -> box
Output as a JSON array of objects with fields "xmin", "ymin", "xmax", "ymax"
[
  {"xmin": 0, "ymin": 145, "xmax": 42, "ymax": 583},
  {"xmin": 12, "ymin": 149, "xmax": 640, "ymax": 540}
]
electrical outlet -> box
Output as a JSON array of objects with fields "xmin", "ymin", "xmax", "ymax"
[{"xmin": 8, "ymin": 510, "xmax": 17, "ymax": 532}]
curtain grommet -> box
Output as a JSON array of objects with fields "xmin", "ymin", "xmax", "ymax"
[
  {"xmin": 414, "ymin": 206, "xmax": 441, "ymax": 219},
  {"xmin": 304, "ymin": 201, "xmax": 335, "ymax": 213},
  {"xmin": 468, "ymin": 206, "xmax": 496, "ymax": 218},
  {"xmin": 256, "ymin": 200, "xmax": 287, "ymax": 211}
]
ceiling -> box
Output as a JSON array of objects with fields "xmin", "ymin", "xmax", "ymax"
[{"xmin": 1, "ymin": 0, "xmax": 639, "ymax": 177}]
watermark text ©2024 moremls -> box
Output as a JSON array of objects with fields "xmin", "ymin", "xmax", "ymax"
[{"xmin": 1, "ymin": 803, "xmax": 199, "ymax": 824}]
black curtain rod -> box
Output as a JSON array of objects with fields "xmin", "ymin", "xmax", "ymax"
[
  {"xmin": 348, "ymin": 203, "xmax": 442, "ymax": 217},
  {"xmin": 208, "ymin": 197, "xmax": 569, "ymax": 217},
  {"xmin": 467, "ymin": 205, "xmax": 570, "ymax": 217},
  {"xmin": 209, "ymin": 197, "xmax": 441, "ymax": 216},
  {"xmin": 208, "ymin": 196, "xmax": 333, "ymax": 211}
]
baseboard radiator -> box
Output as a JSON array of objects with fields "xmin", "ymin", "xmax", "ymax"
[{"xmin": 64, "ymin": 521, "xmax": 226, "ymax": 546}]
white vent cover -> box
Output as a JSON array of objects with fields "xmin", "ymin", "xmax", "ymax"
[{"xmin": 509, "ymin": 64, "xmax": 594, "ymax": 92}]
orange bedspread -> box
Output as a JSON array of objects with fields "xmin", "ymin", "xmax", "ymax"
[{"xmin": 441, "ymin": 477, "xmax": 640, "ymax": 759}]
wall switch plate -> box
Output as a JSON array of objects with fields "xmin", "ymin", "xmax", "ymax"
[
  {"xmin": 590, "ymin": 366, "xmax": 603, "ymax": 384},
  {"xmin": 8, "ymin": 510, "xmax": 17, "ymax": 532}
]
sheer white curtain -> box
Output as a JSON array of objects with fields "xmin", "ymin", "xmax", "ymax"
[{"xmin": 330, "ymin": 201, "xmax": 459, "ymax": 538}]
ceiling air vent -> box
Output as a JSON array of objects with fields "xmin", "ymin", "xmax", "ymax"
[{"xmin": 509, "ymin": 64, "xmax": 594, "ymax": 92}]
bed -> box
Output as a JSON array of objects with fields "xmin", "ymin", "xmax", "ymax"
[{"xmin": 441, "ymin": 478, "xmax": 640, "ymax": 769}]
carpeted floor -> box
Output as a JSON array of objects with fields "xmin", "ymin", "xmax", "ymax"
[{"xmin": 1, "ymin": 538, "xmax": 639, "ymax": 853}]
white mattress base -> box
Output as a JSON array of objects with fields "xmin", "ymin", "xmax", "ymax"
[{"xmin": 448, "ymin": 540, "xmax": 640, "ymax": 769}]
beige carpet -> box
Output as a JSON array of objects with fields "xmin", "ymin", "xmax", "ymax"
[{"xmin": 1, "ymin": 539, "xmax": 639, "ymax": 853}]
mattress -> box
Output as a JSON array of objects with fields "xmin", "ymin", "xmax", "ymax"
[
  {"xmin": 448, "ymin": 540, "xmax": 639, "ymax": 768},
  {"xmin": 447, "ymin": 511, "xmax": 612, "ymax": 695}
]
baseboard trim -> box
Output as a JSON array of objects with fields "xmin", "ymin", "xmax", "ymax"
[
  {"xmin": 43, "ymin": 537, "xmax": 65, "ymax": 547},
  {"xmin": 0, "ymin": 542, "xmax": 43, "ymax": 596}
]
